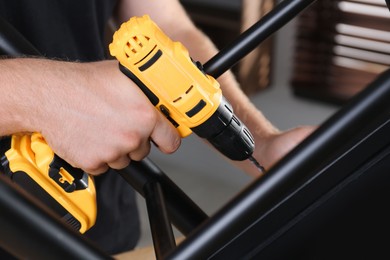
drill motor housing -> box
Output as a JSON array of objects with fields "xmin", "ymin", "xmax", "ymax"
[{"xmin": 110, "ymin": 15, "xmax": 255, "ymax": 161}]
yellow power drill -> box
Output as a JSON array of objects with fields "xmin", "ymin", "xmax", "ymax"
[
  {"xmin": 0, "ymin": 15, "xmax": 262, "ymax": 234},
  {"xmin": 109, "ymin": 15, "xmax": 259, "ymax": 163}
]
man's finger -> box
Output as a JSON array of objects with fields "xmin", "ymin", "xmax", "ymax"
[{"xmin": 150, "ymin": 113, "xmax": 181, "ymax": 154}]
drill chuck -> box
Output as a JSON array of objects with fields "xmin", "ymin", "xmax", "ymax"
[{"xmin": 192, "ymin": 96, "xmax": 255, "ymax": 160}]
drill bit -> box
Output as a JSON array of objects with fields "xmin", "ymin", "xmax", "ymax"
[{"xmin": 249, "ymin": 155, "xmax": 266, "ymax": 174}]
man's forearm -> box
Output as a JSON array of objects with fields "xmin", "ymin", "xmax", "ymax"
[{"xmin": 0, "ymin": 58, "xmax": 43, "ymax": 136}]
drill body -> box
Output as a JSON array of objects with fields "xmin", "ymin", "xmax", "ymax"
[{"xmin": 109, "ymin": 15, "xmax": 255, "ymax": 160}]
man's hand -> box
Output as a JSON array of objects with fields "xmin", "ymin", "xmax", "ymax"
[
  {"xmin": 0, "ymin": 58, "xmax": 181, "ymax": 175},
  {"xmin": 234, "ymin": 126, "xmax": 316, "ymax": 177}
]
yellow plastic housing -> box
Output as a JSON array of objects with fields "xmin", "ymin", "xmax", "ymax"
[
  {"xmin": 5, "ymin": 133, "xmax": 96, "ymax": 233},
  {"xmin": 109, "ymin": 15, "xmax": 222, "ymax": 137}
]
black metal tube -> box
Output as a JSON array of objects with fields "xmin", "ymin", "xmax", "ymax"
[
  {"xmin": 144, "ymin": 181, "xmax": 176, "ymax": 259},
  {"xmin": 118, "ymin": 158, "xmax": 208, "ymax": 235},
  {"xmin": 0, "ymin": 174, "xmax": 111, "ymax": 259},
  {"xmin": 166, "ymin": 69, "xmax": 390, "ymax": 259},
  {"xmin": 203, "ymin": 0, "xmax": 316, "ymax": 78}
]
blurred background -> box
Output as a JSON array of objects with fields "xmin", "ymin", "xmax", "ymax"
[{"xmin": 136, "ymin": 0, "xmax": 389, "ymax": 248}]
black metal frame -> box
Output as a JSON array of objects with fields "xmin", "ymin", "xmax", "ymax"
[
  {"xmin": 0, "ymin": 174, "xmax": 112, "ymax": 259},
  {"xmin": 1, "ymin": 0, "xmax": 389, "ymax": 259},
  {"xmin": 165, "ymin": 67, "xmax": 390, "ymax": 259}
]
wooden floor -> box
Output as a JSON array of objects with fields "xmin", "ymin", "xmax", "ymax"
[{"xmin": 114, "ymin": 246, "xmax": 155, "ymax": 260}]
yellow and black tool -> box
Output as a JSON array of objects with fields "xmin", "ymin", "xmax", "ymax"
[
  {"xmin": 109, "ymin": 15, "xmax": 259, "ymax": 163},
  {"xmin": 0, "ymin": 134, "xmax": 96, "ymax": 233}
]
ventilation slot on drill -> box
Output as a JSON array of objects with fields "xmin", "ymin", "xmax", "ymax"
[
  {"xmin": 232, "ymin": 115, "xmax": 241, "ymax": 126},
  {"xmin": 133, "ymin": 36, "xmax": 143, "ymax": 47},
  {"xmin": 127, "ymin": 42, "xmax": 136, "ymax": 55},
  {"xmin": 243, "ymin": 127, "xmax": 255, "ymax": 145},
  {"xmin": 186, "ymin": 85, "xmax": 193, "ymax": 94},
  {"xmin": 125, "ymin": 36, "xmax": 150, "ymax": 57},
  {"xmin": 173, "ymin": 97, "xmax": 182, "ymax": 103},
  {"xmin": 224, "ymin": 104, "xmax": 233, "ymax": 114},
  {"xmin": 173, "ymin": 85, "xmax": 193, "ymax": 103}
]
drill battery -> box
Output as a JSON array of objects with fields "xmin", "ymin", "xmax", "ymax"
[{"xmin": 0, "ymin": 134, "xmax": 96, "ymax": 233}]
